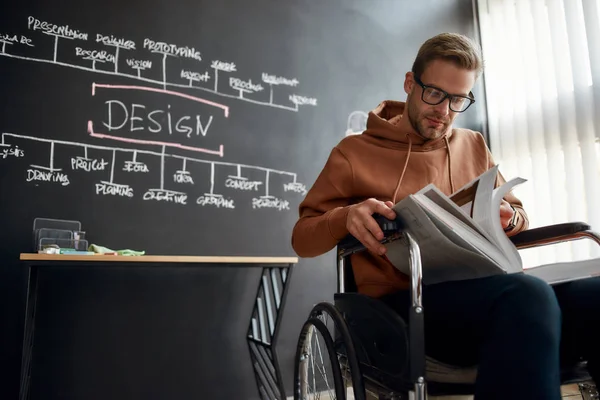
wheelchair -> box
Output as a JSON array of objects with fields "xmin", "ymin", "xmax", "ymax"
[{"xmin": 293, "ymin": 218, "xmax": 600, "ymax": 400}]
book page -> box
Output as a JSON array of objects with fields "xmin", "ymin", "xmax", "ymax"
[
  {"xmin": 418, "ymin": 184, "xmax": 494, "ymax": 243},
  {"xmin": 388, "ymin": 195, "xmax": 508, "ymax": 284},
  {"xmin": 469, "ymin": 166, "xmax": 499, "ymax": 228},
  {"xmin": 414, "ymin": 194, "xmax": 514, "ymax": 272},
  {"xmin": 460, "ymin": 202, "xmax": 473, "ymax": 216},
  {"xmin": 478, "ymin": 177, "xmax": 526, "ymax": 270}
]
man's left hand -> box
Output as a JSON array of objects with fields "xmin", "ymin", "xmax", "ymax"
[{"xmin": 500, "ymin": 199, "xmax": 515, "ymax": 230}]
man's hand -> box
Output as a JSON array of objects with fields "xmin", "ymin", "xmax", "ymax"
[
  {"xmin": 346, "ymin": 198, "xmax": 397, "ymax": 255},
  {"xmin": 500, "ymin": 199, "xmax": 516, "ymax": 230}
]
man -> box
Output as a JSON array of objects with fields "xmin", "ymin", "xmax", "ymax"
[{"xmin": 291, "ymin": 33, "xmax": 600, "ymax": 399}]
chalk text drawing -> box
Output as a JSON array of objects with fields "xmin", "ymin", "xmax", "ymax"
[
  {"xmin": 0, "ymin": 16, "xmax": 318, "ymax": 112},
  {"xmin": 1, "ymin": 132, "xmax": 305, "ymax": 211}
]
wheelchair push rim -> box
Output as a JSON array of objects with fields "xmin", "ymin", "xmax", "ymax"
[
  {"xmin": 308, "ymin": 302, "xmax": 368, "ymax": 400},
  {"xmin": 294, "ymin": 317, "xmax": 346, "ymax": 400}
]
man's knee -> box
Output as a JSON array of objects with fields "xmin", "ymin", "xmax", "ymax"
[{"xmin": 492, "ymin": 274, "xmax": 561, "ymax": 329}]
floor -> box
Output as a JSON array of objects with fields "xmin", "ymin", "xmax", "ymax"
[{"xmin": 286, "ymin": 383, "xmax": 588, "ymax": 399}]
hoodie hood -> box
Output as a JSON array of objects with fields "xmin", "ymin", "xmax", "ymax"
[
  {"xmin": 363, "ymin": 100, "xmax": 453, "ymax": 151},
  {"xmin": 361, "ymin": 100, "xmax": 456, "ymax": 201}
]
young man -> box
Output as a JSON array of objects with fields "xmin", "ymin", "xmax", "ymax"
[{"xmin": 291, "ymin": 33, "xmax": 600, "ymax": 399}]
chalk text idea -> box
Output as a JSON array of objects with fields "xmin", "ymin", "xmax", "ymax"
[
  {"xmin": 225, "ymin": 176, "xmax": 262, "ymax": 191},
  {"xmin": 143, "ymin": 38, "xmax": 201, "ymax": 61},
  {"xmin": 0, "ymin": 34, "xmax": 33, "ymax": 47},
  {"xmin": 1, "ymin": 146, "xmax": 25, "ymax": 159},
  {"xmin": 283, "ymin": 182, "xmax": 307, "ymax": 195},
  {"xmin": 27, "ymin": 16, "xmax": 88, "ymax": 40},
  {"xmin": 252, "ymin": 196, "xmax": 290, "ymax": 211},
  {"xmin": 174, "ymin": 170, "xmax": 194, "ymax": 184},
  {"xmin": 144, "ymin": 189, "xmax": 187, "ymax": 204},
  {"xmin": 71, "ymin": 156, "xmax": 108, "ymax": 171},
  {"xmin": 197, "ymin": 194, "xmax": 235, "ymax": 209},
  {"xmin": 27, "ymin": 169, "xmax": 69, "ymax": 186},
  {"xmin": 123, "ymin": 161, "xmax": 149, "ymax": 173},
  {"xmin": 96, "ymin": 181, "xmax": 133, "ymax": 197},
  {"xmin": 103, "ymin": 101, "xmax": 214, "ymax": 138}
]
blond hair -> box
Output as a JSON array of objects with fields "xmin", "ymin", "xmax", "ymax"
[{"xmin": 412, "ymin": 33, "xmax": 483, "ymax": 79}]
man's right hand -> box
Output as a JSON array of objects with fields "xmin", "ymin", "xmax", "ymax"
[{"xmin": 345, "ymin": 198, "xmax": 397, "ymax": 255}]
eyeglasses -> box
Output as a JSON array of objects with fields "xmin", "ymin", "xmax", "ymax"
[{"xmin": 414, "ymin": 76, "xmax": 475, "ymax": 113}]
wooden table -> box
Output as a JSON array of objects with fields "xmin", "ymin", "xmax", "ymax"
[{"xmin": 19, "ymin": 254, "xmax": 298, "ymax": 400}]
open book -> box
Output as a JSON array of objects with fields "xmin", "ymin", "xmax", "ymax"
[{"xmin": 385, "ymin": 165, "xmax": 600, "ymax": 285}]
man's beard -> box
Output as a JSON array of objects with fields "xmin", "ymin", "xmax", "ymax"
[{"xmin": 407, "ymin": 99, "xmax": 449, "ymax": 140}]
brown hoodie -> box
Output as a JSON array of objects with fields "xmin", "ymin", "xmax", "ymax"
[{"xmin": 291, "ymin": 100, "xmax": 529, "ymax": 298}]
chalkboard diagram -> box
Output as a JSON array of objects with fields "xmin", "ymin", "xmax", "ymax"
[{"xmin": 0, "ymin": 16, "xmax": 317, "ymax": 211}]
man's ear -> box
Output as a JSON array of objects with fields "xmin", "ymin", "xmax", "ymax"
[{"xmin": 404, "ymin": 72, "xmax": 414, "ymax": 95}]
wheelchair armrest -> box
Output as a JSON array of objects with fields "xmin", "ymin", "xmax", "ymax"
[
  {"xmin": 510, "ymin": 222, "xmax": 600, "ymax": 250},
  {"xmin": 337, "ymin": 214, "xmax": 404, "ymax": 256}
]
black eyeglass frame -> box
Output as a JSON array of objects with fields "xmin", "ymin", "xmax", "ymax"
[{"xmin": 414, "ymin": 76, "xmax": 475, "ymax": 113}]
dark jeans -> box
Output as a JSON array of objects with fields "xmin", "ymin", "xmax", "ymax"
[{"xmin": 380, "ymin": 273, "xmax": 600, "ymax": 400}]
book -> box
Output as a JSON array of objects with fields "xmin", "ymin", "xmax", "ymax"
[{"xmin": 384, "ymin": 165, "xmax": 600, "ymax": 285}]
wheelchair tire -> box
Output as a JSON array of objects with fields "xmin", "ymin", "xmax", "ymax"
[
  {"xmin": 294, "ymin": 317, "xmax": 346, "ymax": 400},
  {"xmin": 308, "ymin": 302, "xmax": 367, "ymax": 400}
]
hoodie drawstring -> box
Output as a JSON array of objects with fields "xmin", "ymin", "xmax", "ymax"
[
  {"xmin": 392, "ymin": 133, "xmax": 412, "ymax": 204},
  {"xmin": 392, "ymin": 134, "xmax": 455, "ymax": 204},
  {"xmin": 444, "ymin": 136, "xmax": 455, "ymax": 193}
]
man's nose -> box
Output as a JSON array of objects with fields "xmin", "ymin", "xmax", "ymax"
[{"xmin": 432, "ymin": 99, "xmax": 450, "ymax": 116}]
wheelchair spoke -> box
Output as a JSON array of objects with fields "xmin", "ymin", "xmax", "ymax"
[
  {"xmin": 310, "ymin": 326, "xmax": 336, "ymax": 399},
  {"xmin": 313, "ymin": 327, "xmax": 332, "ymax": 388},
  {"xmin": 295, "ymin": 318, "xmax": 345, "ymax": 400},
  {"xmin": 310, "ymin": 307, "xmax": 357, "ymax": 399}
]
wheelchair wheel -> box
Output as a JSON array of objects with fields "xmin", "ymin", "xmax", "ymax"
[
  {"xmin": 308, "ymin": 302, "xmax": 367, "ymax": 400},
  {"xmin": 294, "ymin": 317, "xmax": 346, "ymax": 399}
]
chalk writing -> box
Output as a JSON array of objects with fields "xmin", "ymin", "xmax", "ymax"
[
  {"xmin": 76, "ymin": 47, "xmax": 115, "ymax": 63},
  {"xmin": 181, "ymin": 70, "xmax": 211, "ymax": 82},
  {"xmin": 262, "ymin": 73, "xmax": 299, "ymax": 87},
  {"xmin": 211, "ymin": 60, "xmax": 237, "ymax": 72},
  {"xmin": 102, "ymin": 101, "xmax": 215, "ymax": 139},
  {"xmin": 71, "ymin": 156, "xmax": 108, "ymax": 171},
  {"xmin": 225, "ymin": 176, "xmax": 263, "ymax": 191},
  {"xmin": 289, "ymin": 94, "xmax": 317, "ymax": 106},
  {"xmin": 27, "ymin": 16, "xmax": 88, "ymax": 40},
  {"xmin": 96, "ymin": 34, "xmax": 135, "ymax": 49},
  {"xmin": 197, "ymin": 193, "xmax": 235, "ymax": 209},
  {"xmin": 27, "ymin": 169, "xmax": 70, "ymax": 186},
  {"xmin": 252, "ymin": 196, "xmax": 290, "ymax": 211},
  {"xmin": 3, "ymin": 18, "xmax": 317, "ymax": 112},
  {"xmin": 143, "ymin": 189, "xmax": 187, "ymax": 204},
  {"xmin": 0, "ymin": 34, "xmax": 34, "ymax": 47},
  {"xmin": 126, "ymin": 59, "xmax": 152, "ymax": 69},
  {"xmin": 96, "ymin": 181, "xmax": 134, "ymax": 197},
  {"xmin": 1, "ymin": 145, "xmax": 25, "ymax": 159},
  {"xmin": 2, "ymin": 128, "xmax": 304, "ymax": 210},
  {"xmin": 143, "ymin": 38, "xmax": 201, "ymax": 61},
  {"xmin": 174, "ymin": 170, "xmax": 194, "ymax": 184},
  {"xmin": 230, "ymin": 78, "xmax": 264, "ymax": 93},
  {"xmin": 283, "ymin": 182, "xmax": 307, "ymax": 195},
  {"xmin": 123, "ymin": 161, "xmax": 149, "ymax": 172}
]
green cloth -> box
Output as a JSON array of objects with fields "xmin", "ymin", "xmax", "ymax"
[{"xmin": 88, "ymin": 244, "xmax": 145, "ymax": 256}]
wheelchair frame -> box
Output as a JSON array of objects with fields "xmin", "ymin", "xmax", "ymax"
[{"xmin": 294, "ymin": 220, "xmax": 600, "ymax": 400}]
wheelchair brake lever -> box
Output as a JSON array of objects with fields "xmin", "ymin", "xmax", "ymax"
[
  {"xmin": 372, "ymin": 213, "xmax": 404, "ymax": 236},
  {"xmin": 338, "ymin": 214, "xmax": 405, "ymax": 256}
]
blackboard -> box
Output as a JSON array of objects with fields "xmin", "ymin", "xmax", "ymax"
[
  {"xmin": 1, "ymin": 1, "xmax": 483, "ymax": 398},
  {"xmin": 0, "ymin": 1, "xmax": 344, "ymax": 259},
  {"xmin": 0, "ymin": 0, "xmax": 485, "ymax": 258}
]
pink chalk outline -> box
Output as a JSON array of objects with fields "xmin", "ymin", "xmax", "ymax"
[
  {"xmin": 92, "ymin": 83, "xmax": 230, "ymax": 117},
  {"xmin": 87, "ymin": 121, "xmax": 224, "ymax": 157}
]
